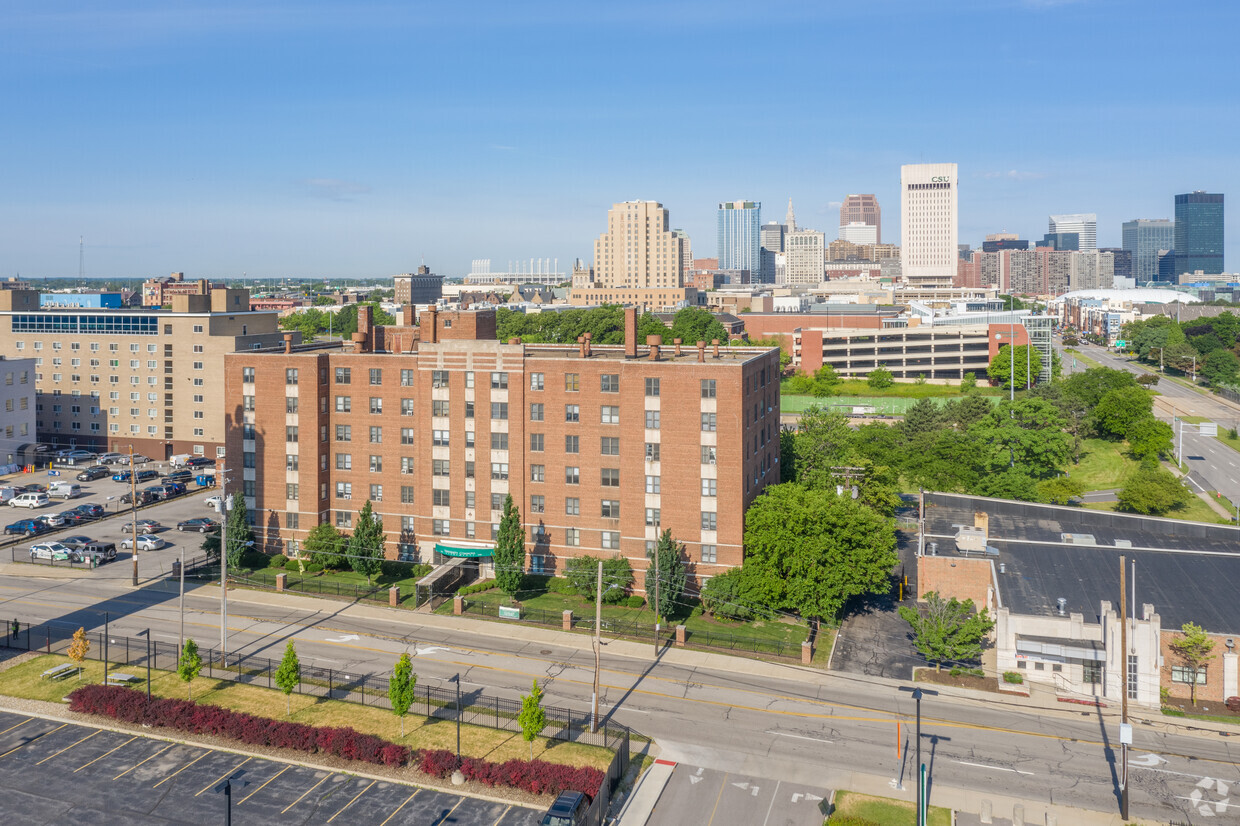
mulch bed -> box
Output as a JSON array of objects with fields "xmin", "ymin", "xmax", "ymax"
[
  {"xmin": 914, "ymin": 667, "xmax": 1001, "ymax": 694},
  {"xmin": 1162, "ymin": 697, "xmax": 1240, "ymax": 719}
]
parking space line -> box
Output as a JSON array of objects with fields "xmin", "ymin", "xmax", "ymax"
[
  {"xmin": 74, "ymin": 735, "xmax": 137, "ymax": 772},
  {"xmin": 432, "ymin": 798, "xmax": 465, "ymax": 826},
  {"xmin": 282, "ymin": 772, "xmax": 331, "ymax": 814},
  {"xmin": 0, "ymin": 723, "xmax": 67, "ymax": 760},
  {"xmin": 490, "ymin": 805, "xmax": 512, "ymax": 826},
  {"xmin": 113, "ymin": 743, "xmax": 175, "ymax": 780},
  {"xmin": 0, "ymin": 717, "xmax": 32, "ymax": 738},
  {"xmin": 378, "ymin": 790, "xmax": 420, "ymax": 826},
  {"xmin": 36, "ymin": 729, "xmax": 101, "ymax": 765},
  {"xmin": 706, "ymin": 771, "xmax": 729, "ymax": 826},
  {"xmin": 326, "ymin": 779, "xmax": 375, "ymax": 823},
  {"xmin": 153, "ymin": 749, "xmax": 212, "ymax": 787},
  {"xmin": 195, "ymin": 756, "xmax": 251, "ymax": 797},
  {"xmin": 238, "ymin": 764, "xmax": 289, "ymax": 805}
]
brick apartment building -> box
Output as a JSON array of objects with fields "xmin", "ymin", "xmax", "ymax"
[{"xmin": 224, "ymin": 307, "xmax": 781, "ymax": 589}]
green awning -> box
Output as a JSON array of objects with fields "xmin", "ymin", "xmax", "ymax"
[{"xmin": 434, "ymin": 543, "xmax": 493, "ymax": 558}]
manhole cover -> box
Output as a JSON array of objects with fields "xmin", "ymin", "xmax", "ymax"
[{"xmin": 540, "ymin": 650, "xmax": 553, "ymax": 655}]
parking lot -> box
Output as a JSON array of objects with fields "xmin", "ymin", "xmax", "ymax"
[
  {"xmin": 646, "ymin": 763, "xmax": 829, "ymax": 826},
  {"xmin": 0, "ymin": 709, "xmax": 542, "ymax": 825}
]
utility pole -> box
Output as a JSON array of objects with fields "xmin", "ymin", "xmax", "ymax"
[
  {"xmin": 592, "ymin": 559, "xmax": 603, "ymax": 733},
  {"xmin": 1119, "ymin": 555, "xmax": 1130, "ymax": 821},
  {"xmin": 1009, "ymin": 296, "xmax": 1015, "ymax": 402},
  {"xmin": 129, "ymin": 444, "xmax": 138, "ymax": 587},
  {"xmin": 652, "ymin": 526, "xmax": 661, "ymax": 658},
  {"xmin": 218, "ymin": 460, "xmax": 228, "ymax": 660}
]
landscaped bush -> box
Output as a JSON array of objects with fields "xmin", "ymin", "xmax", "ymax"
[
  {"xmin": 457, "ymin": 581, "xmax": 495, "ymax": 597},
  {"xmin": 304, "ymin": 563, "xmax": 324, "ymax": 574},
  {"xmin": 240, "ymin": 551, "xmax": 269, "ymax": 570},
  {"xmin": 422, "ymin": 749, "xmax": 604, "ymax": 799},
  {"xmin": 625, "ymin": 595, "xmax": 645, "ymax": 609},
  {"xmin": 268, "ymin": 555, "xmax": 288, "ymax": 569},
  {"xmin": 1003, "ymin": 671, "xmax": 1023, "ymax": 684},
  {"xmin": 544, "ymin": 577, "xmax": 575, "ymax": 595},
  {"xmin": 380, "ymin": 560, "xmax": 431, "ymax": 579}
]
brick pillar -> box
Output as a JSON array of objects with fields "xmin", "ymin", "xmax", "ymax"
[
  {"xmin": 562, "ymin": 610, "xmax": 573, "ymax": 631},
  {"xmin": 801, "ymin": 641, "xmax": 813, "ymax": 665},
  {"xmin": 389, "ymin": 586, "xmax": 399, "ymax": 608},
  {"xmin": 275, "ymin": 573, "xmax": 287, "ymax": 592},
  {"xmin": 675, "ymin": 625, "xmax": 686, "ymax": 647},
  {"xmin": 453, "ymin": 596, "xmax": 463, "ymax": 616}
]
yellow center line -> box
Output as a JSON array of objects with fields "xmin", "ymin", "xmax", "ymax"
[
  {"xmin": 0, "ymin": 717, "xmax": 33, "ymax": 737},
  {"xmin": 282, "ymin": 773, "xmax": 331, "ymax": 814},
  {"xmin": 489, "ymin": 804, "xmax": 512, "ymax": 826},
  {"xmin": 36, "ymin": 729, "xmax": 101, "ymax": 765},
  {"xmin": 239, "ymin": 764, "xmax": 289, "ymax": 805},
  {"xmin": 379, "ymin": 790, "xmax": 420, "ymax": 826},
  {"xmin": 153, "ymin": 749, "xmax": 213, "ymax": 787},
  {"xmin": 326, "ymin": 779, "xmax": 375, "ymax": 823},
  {"xmin": 114, "ymin": 743, "xmax": 175, "ymax": 780},
  {"xmin": 706, "ymin": 772, "xmax": 730, "ymax": 826},
  {"xmin": 195, "ymin": 756, "xmax": 251, "ymax": 797},
  {"xmin": 74, "ymin": 735, "xmax": 137, "ymax": 772},
  {"xmin": 0, "ymin": 723, "xmax": 67, "ymax": 759},
  {"xmin": 432, "ymin": 798, "xmax": 464, "ymax": 826}
]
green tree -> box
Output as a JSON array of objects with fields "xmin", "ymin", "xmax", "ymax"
[
  {"xmin": 905, "ymin": 429, "xmax": 984, "ymax": 493},
  {"xmin": 493, "ymin": 494, "xmax": 525, "ymax": 599},
  {"xmin": 1037, "ymin": 476, "xmax": 1085, "ymax": 506},
  {"xmin": 974, "ymin": 467, "xmax": 1042, "ymax": 502},
  {"xmin": 274, "ymin": 641, "xmax": 300, "ymax": 717},
  {"xmin": 389, "ymin": 652, "xmax": 416, "ymax": 736},
  {"xmin": 1093, "ymin": 386, "xmax": 1154, "ymax": 439},
  {"xmin": 348, "ymin": 500, "xmax": 385, "ymax": 585},
  {"xmin": 901, "ymin": 398, "xmax": 945, "ymax": 440},
  {"xmin": 647, "ymin": 529, "xmax": 687, "ymax": 623},
  {"xmin": 304, "ymin": 522, "xmax": 347, "ymax": 570},
  {"xmin": 518, "ymin": 679, "xmax": 548, "ymax": 759},
  {"xmin": 810, "ymin": 365, "xmax": 840, "ymax": 397},
  {"xmin": 224, "ymin": 491, "xmax": 254, "ymax": 570},
  {"xmin": 867, "ymin": 365, "xmax": 894, "ymax": 389},
  {"xmin": 741, "ymin": 483, "xmax": 897, "ymax": 621},
  {"xmin": 1116, "ymin": 466, "xmax": 1192, "ymax": 515},
  {"xmin": 635, "ymin": 312, "xmax": 670, "ymax": 343},
  {"xmin": 1168, "ymin": 622, "xmax": 1215, "ymax": 706},
  {"xmin": 177, "ymin": 638, "xmax": 202, "ymax": 700},
  {"xmin": 699, "ymin": 569, "xmax": 754, "ymax": 620},
  {"xmin": 601, "ymin": 555, "xmax": 635, "ymax": 604},
  {"xmin": 779, "ymin": 427, "xmax": 798, "ymax": 483},
  {"xmin": 898, "ymin": 592, "xmax": 996, "ymax": 672},
  {"xmin": 1060, "ymin": 367, "xmax": 1139, "ymax": 409},
  {"xmin": 792, "ymin": 406, "xmax": 854, "ymax": 491},
  {"xmin": 986, "ymin": 344, "xmax": 1043, "ymax": 389},
  {"xmin": 1126, "ymin": 416, "xmax": 1174, "ymax": 461},
  {"xmin": 669, "ymin": 306, "xmax": 728, "ymax": 345},
  {"xmin": 1201, "ymin": 349, "xmax": 1240, "ymax": 387},
  {"xmin": 975, "ymin": 398, "xmax": 1072, "ymax": 479},
  {"xmin": 960, "ymin": 372, "xmax": 977, "ymax": 392}
]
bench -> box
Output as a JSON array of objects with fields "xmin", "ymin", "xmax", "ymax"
[
  {"xmin": 105, "ymin": 672, "xmax": 138, "ymax": 687},
  {"xmin": 41, "ymin": 664, "xmax": 80, "ymax": 681}
]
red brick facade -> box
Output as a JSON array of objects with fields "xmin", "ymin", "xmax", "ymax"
[{"xmin": 917, "ymin": 555, "xmax": 993, "ymax": 607}]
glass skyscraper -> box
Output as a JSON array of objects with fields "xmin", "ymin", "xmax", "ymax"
[
  {"xmin": 717, "ymin": 201, "xmax": 761, "ymax": 281},
  {"xmin": 1174, "ymin": 192, "xmax": 1224, "ymax": 276},
  {"xmin": 1122, "ymin": 218, "xmax": 1175, "ymax": 283}
]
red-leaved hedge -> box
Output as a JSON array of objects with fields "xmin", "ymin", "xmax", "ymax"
[{"xmin": 67, "ymin": 685, "xmax": 603, "ymax": 798}]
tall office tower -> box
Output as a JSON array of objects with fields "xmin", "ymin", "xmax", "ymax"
[
  {"xmin": 839, "ymin": 222, "xmax": 878, "ymax": 244},
  {"xmin": 1174, "ymin": 192, "xmax": 1225, "ymax": 276},
  {"xmin": 900, "ymin": 163, "xmax": 958, "ymax": 289},
  {"xmin": 1048, "ymin": 214, "xmax": 1097, "ymax": 252},
  {"xmin": 1041, "ymin": 232, "xmax": 1080, "ymax": 251},
  {"xmin": 759, "ymin": 222, "xmax": 786, "ymax": 285},
  {"xmin": 592, "ymin": 201, "xmax": 684, "ymax": 289},
  {"xmin": 840, "ymin": 194, "xmax": 881, "ymax": 244},
  {"xmin": 717, "ymin": 201, "xmax": 761, "ymax": 279},
  {"xmin": 1121, "ymin": 218, "xmax": 1175, "ymax": 282},
  {"xmin": 672, "ymin": 229, "xmax": 692, "ymax": 278},
  {"xmin": 786, "ymin": 199, "xmax": 796, "ymax": 233},
  {"xmin": 784, "ymin": 229, "xmax": 825, "ymax": 285},
  {"xmin": 1099, "ymin": 248, "xmax": 1133, "ymax": 281}
]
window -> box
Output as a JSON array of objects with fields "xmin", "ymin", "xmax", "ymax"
[
  {"xmin": 286, "ymin": 484, "xmax": 299, "ymax": 500},
  {"xmin": 1171, "ymin": 666, "xmax": 1207, "ymax": 685},
  {"xmin": 465, "ymin": 371, "xmax": 474, "ymax": 388},
  {"xmin": 530, "ymin": 464, "xmax": 545, "ymax": 482},
  {"xmin": 601, "ymin": 374, "xmax": 619, "ymax": 393},
  {"xmin": 335, "ymin": 396, "xmax": 351, "ymax": 412},
  {"xmin": 565, "ymin": 528, "xmax": 580, "ymax": 546},
  {"xmin": 645, "ymin": 508, "xmax": 660, "ymax": 526},
  {"xmin": 701, "ymin": 445, "xmax": 716, "ymax": 464},
  {"xmin": 701, "ymin": 379, "xmax": 716, "ymax": 399},
  {"xmin": 400, "ymin": 369, "xmax": 414, "ymax": 387},
  {"xmin": 432, "ymin": 430, "xmax": 449, "ymax": 447},
  {"xmin": 491, "ymin": 402, "xmax": 508, "ymax": 420},
  {"xmin": 370, "ymin": 484, "xmax": 383, "ymax": 501},
  {"xmin": 401, "ymin": 427, "xmax": 414, "ymax": 445},
  {"xmin": 701, "ymin": 512, "xmax": 717, "ymax": 530},
  {"xmin": 336, "ymin": 425, "xmax": 352, "ymax": 441},
  {"xmin": 243, "ymin": 395, "xmax": 256, "ymax": 411},
  {"xmin": 465, "ymin": 401, "xmax": 474, "ymax": 419},
  {"xmin": 335, "ymin": 453, "xmax": 352, "ymax": 470},
  {"xmin": 433, "ymin": 459, "xmax": 450, "ymax": 476},
  {"xmin": 564, "ymin": 373, "xmax": 579, "ymax": 391},
  {"xmin": 601, "ymin": 437, "xmax": 619, "ymax": 455},
  {"xmin": 400, "ymin": 516, "xmax": 415, "ymax": 532},
  {"xmin": 530, "ymin": 433, "xmax": 544, "ymax": 452},
  {"xmin": 530, "ymin": 373, "xmax": 544, "ymax": 390},
  {"xmin": 285, "ymin": 454, "xmax": 299, "ymax": 471},
  {"xmin": 287, "ymin": 513, "xmax": 300, "ymax": 531},
  {"xmin": 645, "ymin": 442, "xmax": 661, "ymax": 461},
  {"xmin": 369, "ymin": 368, "xmax": 382, "ymax": 386},
  {"xmin": 285, "ymin": 368, "xmax": 299, "ymax": 385},
  {"xmin": 401, "ymin": 399, "xmax": 414, "ymax": 416},
  {"xmin": 601, "ymin": 500, "xmax": 620, "ymax": 519},
  {"xmin": 565, "ymin": 404, "xmax": 579, "ymax": 422},
  {"xmin": 433, "ymin": 489, "xmax": 450, "ymax": 507},
  {"xmin": 491, "ymin": 462, "xmax": 508, "ymax": 481},
  {"xmin": 401, "ymin": 486, "xmax": 415, "ymax": 504},
  {"xmin": 530, "ymin": 495, "xmax": 545, "ymax": 513},
  {"xmin": 432, "ymin": 370, "xmax": 449, "ymax": 388},
  {"xmin": 335, "ymin": 367, "xmax": 351, "ymax": 384},
  {"xmin": 465, "ymin": 461, "xmax": 475, "ymax": 478},
  {"xmin": 645, "ymin": 377, "xmax": 660, "ymax": 397},
  {"xmin": 335, "ymin": 482, "xmax": 353, "ymax": 499},
  {"xmin": 565, "ymin": 466, "xmax": 580, "ymax": 485},
  {"xmin": 369, "ymin": 455, "xmax": 383, "ymax": 472},
  {"xmin": 432, "ymin": 400, "xmax": 449, "ymax": 417},
  {"xmin": 529, "ymin": 403, "xmax": 544, "ymax": 421},
  {"xmin": 701, "ymin": 413, "xmax": 717, "ymax": 432},
  {"xmin": 242, "ymin": 367, "xmax": 255, "ymax": 383},
  {"xmin": 600, "ymin": 405, "xmax": 619, "ymax": 424},
  {"xmin": 701, "ymin": 544, "xmax": 717, "ymax": 563},
  {"xmin": 369, "ymin": 397, "xmax": 382, "ymax": 414},
  {"xmin": 601, "ymin": 468, "xmax": 620, "ymax": 487},
  {"xmin": 490, "ymin": 494, "xmax": 504, "ymax": 511},
  {"xmin": 491, "ymin": 432, "xmax": 509, "ymax": 451},
  {"xmin": 1128, "ymin": 655, "xmax": 1139, "ymax": 700},
  {"xmin": 243, "ymin": 451, "xmax": 257, "ymax": 469},
  {"xmin": 490, "ymin": 371, "xmax": 508, "ymax": 390},
  {"xmin": 465, "ymin": 491, "xmax": 475, "ymax": 509},
  {"xmin": 601, "ymin": 531, "xmax": 620, "ymax": 550},
  {"xmin": 432, "ymin": 520, "xmax": 449, "ymax": 536},
  {"xmin": 565, "ymin": 435, "xmax": 579, "ymax": 453},
  {"xmin": 465, "ymin": 431, "xmax": 475, "ymax": 448},
  {"xmin": 369, "ymin": 426, "xmax": 383, "ymax": 443},
  {"xmin": 701, "ymin": 479, "xmax": 717, "ymax": 497},
  {"xmin": 645, "ymin": 410, "xmax": 660, "ymax": 429},
  {"xmin": 646, "ymin": 475, "xmax": 660, "ymax": 494}
]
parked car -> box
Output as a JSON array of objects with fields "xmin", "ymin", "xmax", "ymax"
[
  {"xmin": 185, "ymin": 457, "xmax": 215, "ymax": 468},
  {"xmin": 134, "ymin": 469, "xmax": 160, "ymax": 483},
  {"xmin": 48, "ymin": 482, "xmax": 82, "ymax": 499},
  {"xmin": 9, "ymin": 492, "xmax": 49, "ymax": 509},
  {"xmin": 69, "ymin": 503, "xmax": 105, "ymax": 520},
  {"xmin": 204, "ymin": 495, "xmax": 224, "ymax": 510},
  {"xmin": 59, "ymin": 535, "xmax": 95, "ymax": 550},
  {"xmin": 117, "ymin": 454, "xmax": 151, "ymax": 466},
  {"xmin": 29, "ymin": 542, "xmax": 74, "ymax": 561},
  {"xmin": 18, "ymin": 484, "xmax": 48, "ymax": 494},
  {"xmin": 59, "ymin": 451, "xmax": 96, "ymax": 465},
  {"xmin": 4, "ymin": 519, "xmax": 47, "ymax": 537},
  {"xmin": 37, "ymin": 513, "xmax": 70, "ymax": 528},
  {"xmin": 134, "ymin": 518, "xmax": 163, "ymax": 533},
  {"xmin": 76, "ymin": 466, "xmax": 111, "ymax": 482},
  {"xmin": 0, "ymin": 487, "xmax": 18, "ymax": 505},
  {"xmin": 120, "ymin": 534, "xmax": 165, "ymax": 551},
  {"xmin": 59, "ymin": 511, "xmax": 93, "ymax": 526},
  {"xmin": 72, "ymin": 542, "xmax": 117, "ymax": 564},
  {"xmin": 161, "ymin": 481, "xmax": 187, "ymax": 497},
  {"xmin": 176, "ymin": 518, "xmax": 219, "ymax": 533},
  {"xmin": 120, "ymin": 490, "xmax": 156, "ymax": 506},
  {"xmin": 96, "ymin": 452, "xmax": 124, "ymax": 464},
  {"xmin": 540, "ymin": 791, "xmax": 589, "ymax": 826},
  {"xmin": 111, "ymin": 470, "xmax": 133, "ymax": 483},
  {"xmin": 164, "ymin": 470, "xmax": 194, "ymax": 485}
]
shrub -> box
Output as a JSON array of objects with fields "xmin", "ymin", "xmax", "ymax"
[
  {"xmin": 625, "ymin": 595, "xmax": 645, "ymax": 609},
  {"xmin": 1003, "ymin": 671, "xmax": 1023, "ymax": 684},
  {"xmin": 304, "ymin": 562, "xmax": 324, "ymax": 574},
  {"xmin": 457, "ymin": 581, "xmax": 495, "ymax": 596},
  {"xmin": 1230, "ymin": 428, "xmax": 1239, "ymax": 441},
  {"xmin": 240, "ymin": 550, "xmax": 269, "ymax": 570},
  {"xmin": 948, "ymin": 667, "xmax": 984, "ymax": 678},
  {"xmin": 380, "ymin": 560, "xmax": 429, "ymax": 579},
  {"xmin": 1226, "ymin": 696, "xmax": 1240, "ymax": 712},
  {"xmin": 268, "ymin": 555, "xmax": 288, "ymax": 569},
  {"xmin": 545, "ymin": 576, "xmax": 575, "ymax": 595},
  {"xmin": 828, "ymin": 817, "xmax": 880, "ymax": 826}
]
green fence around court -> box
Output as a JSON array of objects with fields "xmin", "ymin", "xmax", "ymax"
[{"xmin": 781, "ymin": 394, "xmax": 1000, "ymax": 415}]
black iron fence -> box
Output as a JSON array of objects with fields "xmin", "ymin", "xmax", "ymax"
[
  {"xmin": 3, "ymin": 617, "xmax": 630, "ymax": 823},
  {"xmin": 228, "ymin": 573, "xmax": 435, "ymax": 609}
]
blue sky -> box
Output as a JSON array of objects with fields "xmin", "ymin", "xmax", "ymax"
[{"xmin": 2, "ymin": 0, "xmax": 1237, "ymax": 280}]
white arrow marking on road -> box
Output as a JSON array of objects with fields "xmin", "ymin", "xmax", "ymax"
[
  {"xmin": 325, "ymin": 634, "xmax": 360, "ymax": 642},
  {"xmin": 765, "ymin": 730, "xmax": 834, "ymax": 744},
  {"xmin": 689, "ymin": 775, "xmax": 702, "ymax": 785},
  {"xmin": 732, "ymin": 782, "xmax": 750, "ymax": 791},
  {"xmin": 792, "ymin": 793, "xmax": 823, "ymax": 803},
  {"xmin": 415, "ymin": 646, "xmax": 450, "ymax": 655},
  {"xmin": 791, "ymin": 794, "xmax": 801, "ymax": 803},
  {"xmin": 1129, "ymin": 753, "xmax": 1167, "ymax": 767},
  {"xmin": 953, "ymin": 760, "xmax": 1035, "ymax": 776}
]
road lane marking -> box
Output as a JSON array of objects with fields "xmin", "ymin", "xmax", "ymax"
[
  {"xmin": 239, "ymin": 764, "xmax": 289, "ymax": 804},
  {"xmin": 706, "ymin": 772, "xmax": 730, "ymax": 824},
  {"xmin": 153, "ymin": 749, "xmax": 212, "ymax": 787},
  {"xmin": 953, "ymin": 759, "xmax": 1035, "ymax": 776},
  {"xmin": 36, "ymin": 729, "xmax": 101, "ymax": 764},
  {"xmin": 195, "ymin": 756, "xmax": 251, "ymax": 796},
  {"xmin": 431, "ymin": 797, "xmax": 465, "ymax": 826},
  {"xmin": 0, "ymin": 717, "xmax": 32, "ymax": 737},
  {"xmin": 282, "ymin": 772, "xmax": 331, "ymax": 813},
  {"xmin": 0, "ymin": 723, "xmax": 67, "ymax": 759},
  {"xmin": 326, "ymin": 779, "xmax": 374, "ymax": 823},
  {"xmin": 765, "ymin": 730, "xmax": 834, "ymax": 743},
  {"xmin": 486, "ymin": 804, "xmax": 510, "ymax": 826},
  {"xmin": 761, "ymin": 780, "xmax": 782, "ymax": 826},
  {"xmin": 75, "ymin": 736, "xmax": 137, "ymax": 772},
  {"xmin": 379, "ymin": 790, "xmax": 420, "ymax": 826},
  {"xmin": 113, "ymin": 743, "xmax": 175, "ymax": 779}
]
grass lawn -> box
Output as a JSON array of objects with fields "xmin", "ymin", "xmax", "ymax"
[
  {"xmin": 0, "ymin": 654, "xmax": 610, "ymax": 770},
  {"xmin": 1081, "ymin": 497, "xmax": 1229, "ymax": 525},
  {"xmin": 1217, "ymin": 431, "xmax": 1240, "ymax": 454},
  {"xmin": 782, "ymin": 394, "xmax": 999, "ymax": 415},
  {"xmin": 781, "ymin": 378, "xmax": 1002, "ymax": 400},
  {"xmin": 1063, "ymin": 348, "xmax": 1104, "ymax": 370},
  {"xmin": 830, "ymin": 791, "xmax": 950, "ymax": 826},
  {"xmin": 1067, "ymin": 438, "xmax": 1139, "ymax": 491},
  {"xmin": 237, "ymin": 565, "xmax": 429, "ymax": 594}
]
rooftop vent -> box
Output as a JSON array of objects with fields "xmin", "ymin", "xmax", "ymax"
[
  {"xmin": 1056, "ymin": 597, "xmax": 1067, "ymax": 616},
  {"xmin": 1061, "ymin": 533, "xmax": 1096, "ymax": 546},
  {"xmin": 1114, "ymin": 539, "xmax": 1132, "ymax": 548}
]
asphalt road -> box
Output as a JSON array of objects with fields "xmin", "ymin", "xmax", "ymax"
[{"xmin": 2, "ymin": 572, "xmax": 1239, "ymax": 824}]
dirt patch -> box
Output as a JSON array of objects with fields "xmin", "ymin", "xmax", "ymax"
[
  {"xmin": 1162, "ymin": 697, "xmax": 1240, "ymax": 720},
  {"xmin": 914, "ymin": 667, "xmax": 1000, "ymax": 694}
]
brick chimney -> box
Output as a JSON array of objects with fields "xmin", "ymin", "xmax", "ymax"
[
  {"xmin": 358, "ymin": 304, "xmax": 373, "ymax": 339},
  {"xmin": 712, "ymin": 338, "xmax": 720, "ymax": 358},
  {"xmin": 577, "ymin": 336, "xmax": 587, "ymax": 358},
  {"xmin": 283, "ymin": 334, "xmax": 293, "ymax": 354},
  {"xmin": 673, "ymin": 337, "xmax": 682, "ymax": 357},
  {"xmin": 425, "ymin": 307, "xmax": 438, "ymax": 344},
  {"xmin": 697, "ymin": 340, "xmax": 706, "ymax": 363},
  {"xmin": 584, "ymin": 332, "xmax": 592, "ymax": 357},
  {"xmin": 624, "ymin": 307, "xmax": 637, "ymax": 358},
  {"xmin": 647, "ymin": 334, "xmax": 662, "ymax": 361},
  {"xmin": 402, "ymin": 305, "xmax": 415, "ymax": 326}
]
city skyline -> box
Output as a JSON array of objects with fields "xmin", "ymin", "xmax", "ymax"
[{"xmin": 2, "ymin": 0, "xmax": 1237, "ymax": 279}]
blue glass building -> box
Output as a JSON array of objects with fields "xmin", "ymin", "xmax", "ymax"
[
  {"xmin": 716, "ymin": 201, "xmax": 761, "ymax": 282},
  {"xmin": 1174, "ymin": 192, "xmax": 1224, "ymax": 276}
]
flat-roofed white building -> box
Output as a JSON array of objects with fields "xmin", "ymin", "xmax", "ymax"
[{"xmin": 900, "ymin": 163, "xmax": 958, "ymax": 289}]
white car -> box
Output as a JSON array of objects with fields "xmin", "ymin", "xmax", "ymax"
[
  {"xmin": 29, "ymin": 542, "xmax": 73, "ymax": 561},
  {"xmin": 9, "ymin": 493, "xmax": 49, "ymax": 509},
  {"xmin": 38, "ymin": 512, "xmax": 69, "ymax": 528},
  {"xmin": 204, "ymin": 495, "xmax": 224, "ymax": 511},
  {"xmin": 96, "ymin": 452, "xmax": 124, "ymax": 464},
  {"xmin": 118, "ymin": 454, "xmax": 151, "ymax": 466},
  {"xmin": 120, "ymin": 534, "xmax": 166, "ymax": 551}
]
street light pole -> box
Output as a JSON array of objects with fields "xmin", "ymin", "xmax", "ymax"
[
  {"xmin": 449, "ymin": 673, "xmax": 461, "ymax": 765},
  {"xmin": 592, "ymin": 559, "xmax": 603, "ymax": 733},
  {"xmin": 1119, "ymin": 556, "xmax": 1130, "ymax": 821},
  {"xmin": 179, "ymin": 545, "xmax": 185, "ymax": 652},
  {"xmin": 899, "ymin": 685, "xmax": 937, "ymax": 826},
  {"xmin": 218, "ymin": 461, "xmax": 228, "ymax": 660},
  {"xmin": 129, "ymin": 444, "xmax": 139, "ymax": 587}
]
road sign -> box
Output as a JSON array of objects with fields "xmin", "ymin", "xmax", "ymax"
[
  {"xmin": 47, "ymin": 470, "xmax": 60, "ymax": 476},
  {"xmin": 1115, "ymin": 340, "xmax": 1127, "ymax": 347}
]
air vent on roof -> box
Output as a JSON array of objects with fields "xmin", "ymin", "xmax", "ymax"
[
  {"xmin": 1114, "ymin": 539, "xmax": 1132, "ymax": 548},
  {"xmin": 1057, "ymin": 598, "xmax": 1067, "ymax": 616},
  {"xmin": 1061, "ymin": 533, "xmax": 1096, "ymax": 545}
]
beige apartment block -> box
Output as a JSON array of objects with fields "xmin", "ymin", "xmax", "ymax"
[
  {"xmin": 784, "ymin": 229, "xmax": 825, "ymax": 285},
  {"xmin": 591, "ymin": 201, "xmax": 685, "ymax": 289}
]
